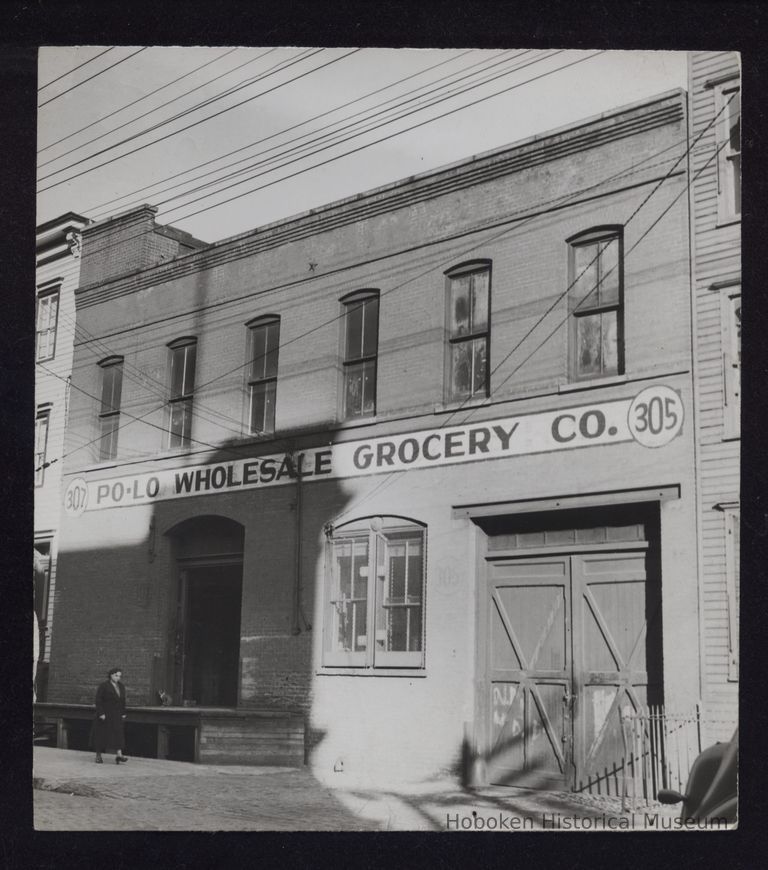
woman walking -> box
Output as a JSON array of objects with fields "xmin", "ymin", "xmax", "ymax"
[{"xmin": 93, "ymin": 667, "xmax": 128, "ymax": 764}]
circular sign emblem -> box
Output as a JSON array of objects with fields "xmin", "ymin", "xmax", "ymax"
[
  {"xmin": 628, "ymin": 385, "xmax": 684, "ymax": 448},
  {"xmin": 63, "ymin": 478, "xmax": 89, "ymax": 517}
]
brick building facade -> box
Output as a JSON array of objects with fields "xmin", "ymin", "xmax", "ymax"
[{"xmin": 47, "ymin": 90, "xmax": 703, "ymax": 788}]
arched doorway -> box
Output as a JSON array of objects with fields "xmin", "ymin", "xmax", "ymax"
[{"xmin": 167, "ymin": 516, "xmax": 244, "ymax": 708}]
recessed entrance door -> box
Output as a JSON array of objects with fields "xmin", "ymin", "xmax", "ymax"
[
  {"xmin": 484, "ymin": 549, "xmax": 656, "ymax": 790},
  {"xmin": 486, "ymin": 558, "xmax": 573, "ymax": 789},
  {"xmin": 180, "ymin": 563, "xmax": 242, "ymax": 707}
]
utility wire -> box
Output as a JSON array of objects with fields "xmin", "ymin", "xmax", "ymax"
[
  {"xmin": 37, "ymin": 47, "xmax": 284, "ymax": 167},
  {"xmin": 166, "ymin": 50, "xmax": 603, "ymax": 225},
  {"xmin": 38, "ymin": 47, "xmax": 114, "ymax": 92},
  {"xmin": 331, "ymin": 126, "xmax": 733, "ymax": 522},
  {"xmin": 38, "ymin": 47, "xmax": 240, "ymax": 154},
  {"xmin": 87, "ymin": 48, "xmax": 516, "ymax": 220},
  {"xmin": 73, "ymin": 49, "xmax": 592, "ymax": 263},
  {"xmin": 38, "ymin": 48, "xmax": 149, "ymax": 108},
  {"xmin": 37, "ymin": 49, "xmax": 357, "ymax": 190},
  {"xmin": 83, "ymin": 48, "xmax": 479, "ymax": 216},
  {"xmin": 52, "ymin": 135, "xmax": 683, "ymax": 472},
  {"xmin": 149, "ymin": 49, "xmax": 541, "ymax": 215}
]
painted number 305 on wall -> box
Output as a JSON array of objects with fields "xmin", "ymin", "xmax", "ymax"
[{"xmin": 627, "ymin": 385, "xmax": 684, "ymax": 448}]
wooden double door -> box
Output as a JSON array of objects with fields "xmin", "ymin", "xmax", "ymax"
[{"xmin": 483, "ymin": 550, "xmax": 660, "ymax": 790}]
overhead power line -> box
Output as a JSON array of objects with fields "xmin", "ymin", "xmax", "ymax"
[
  {"xmin": 38, "ymin": 47, "xmax": 240, "ymax": 154},
  {"xmin": 38, "ymin": 47, "xmax": 149, "ymax": 108},
  {"xmin": 83, "ymin": 48, "xmax": 480, "ymax": 216},
  {"xmin": 51, "ymin": 131, "xmax": 685, "ymax": 472},
  {"xmin": 37, "ymin": 47, "xmax": 286, "ymax": 168},
  {"xmin": 37, "ymin": 49, "xmax": 357, "ymax": 191},
  {"xmin": 71, "ymin": 49, "xmax": 588, "ymax": 265},
  {"xmin": 166, "ymin": 50, "xmax": 603, "ymax": 225},
  {"xmin": 38, "ymin": 47, "xmax": 114, "ymax": 92}
]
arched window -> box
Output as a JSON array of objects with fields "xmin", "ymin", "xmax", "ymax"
[
  {"xmin": 445, "ymin": 261, "xmax": 491, "ymax": 401},
  {"xmin": 567, "ymin": 228, "xmax": 623, "ymax": 380},
  {"xmin": 167, "ymin": 337, "xmax": 197, "ymax": 449},
  {"xmin": 98, "ymin": 356, "xmax": 124, "ymax": 461},
  {"xmin": 245, "ymin": 315, "xmax": 280, "ymax": 435},
  {"xmin": 323, "ymin": 516, "xmax": 426, "ymax": 670},
  {"xmin": 341, "ymin": 290, "xmax": 379, "ymax": 419}
]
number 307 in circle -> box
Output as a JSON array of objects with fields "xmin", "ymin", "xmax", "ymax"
[
  {"xmin": 63, "ymin": 478, "xmax": 89, "ymax": 517},
  {"xmin": 628, "ymin": 385, "xmax": 684, "ymax": 448}
]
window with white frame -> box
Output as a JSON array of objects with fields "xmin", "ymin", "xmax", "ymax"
[
  {"xmin": 246, "ymin": 316, "xmax": 279, "ymax": 435},
  {"xmin": 446, "ymin": 263, "xmax": 490, "ymax": 401},
  {"xmin": 324, "ymin": 517, "xmax": 426, "ymax": 669},
  {"xmin": 35, "ymin": 407, "xmax": 51, "ymax": 486},
  {"xmin": 568, "ymin": 228, "xmax": 623, "ymax": 380},
  {"xmin": 724, "ymin": 508, "xmax": 740, "ymax": 681},
  {"xmin": 36, "ymin": 289, "xmax": 60, "ymax": 362},
  {"xmin": 342, "ymin": 291, "xmax": 379, "ymax": 419},
  {"xmin": 98, "ymin": 357, "xmax": 123, "ymax": 461},
  {"xmin": 715, "ymin": 80, "xmax": 741, "ymax": 222},
  {"xmin": 166, "ymin": 338, "xmax": 197, "ymax": 449},
  {"xmin": 722, "ymin": 287, "xmax": 741, "ymax": 439}
]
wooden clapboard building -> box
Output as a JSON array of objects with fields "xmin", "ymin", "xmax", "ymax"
[
  {"xmin": 688, "ymin": 51, "xmax": 741, "ymax": 743},
  {"xmin": 39, "ymin": 89, "xmax": 705, "ymax": 790}
]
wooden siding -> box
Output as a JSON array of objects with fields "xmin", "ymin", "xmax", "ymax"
[{"xmin": 689, "ymin": 51, "xmax": 740, "ymax": 730}]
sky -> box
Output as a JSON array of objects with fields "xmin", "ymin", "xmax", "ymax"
[{"xmin": 37, "ymin": 47, "xmax": 688, "ymax": 243}]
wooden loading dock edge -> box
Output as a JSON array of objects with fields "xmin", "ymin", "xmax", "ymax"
[{"xmin": 33, "ymin": 702, "xmax": 306, "ymax": 767}]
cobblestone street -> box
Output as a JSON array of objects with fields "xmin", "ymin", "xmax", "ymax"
[{"xmin": 34, "ymin": 747, "xmax": 681, "ymax": 832}]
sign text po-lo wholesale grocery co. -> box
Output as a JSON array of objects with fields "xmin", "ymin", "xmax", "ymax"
[{"xmin": 63, "ymin": 384, "xmax": 684, "ymax": 516}]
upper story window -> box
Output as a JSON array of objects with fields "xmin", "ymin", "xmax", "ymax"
[
  {"xmin": 568, "ymin": 228, "xmax": 623, "ymax": 381},
  {"xmin": 342, "ymin": 291, "xmax": 379, "ymax": 419},
  {"xmin": 246, "ymin": 316, "xmax": 280, "ymax": 436},
  {"xmin": 98, "ymin": 357, "xmax": 123, "ymax": 461},
  {"xmin": 445, "ymin": 262, "xmax": 490, "ymax": 402},
  {"xmin": 722, "ymin": 286, "xmax": 741, "ymax": 439},
  {"xmin": 715, "ymin": 80, "xmax": 741, "ymax": 222},
  {"xmin": 35, "ymin": 406, "xmax": 51, "ymax": 487},
  {"xmin": 167, "ymin": 338, "xmax": 197, "ymax": 449},
  {"xmin": 36, "ymin": 288, "xmax": 60, "ymax": 362},
  {"xmin": 323, "ymin": 516, "xmax": 426, "ymax": 670}
]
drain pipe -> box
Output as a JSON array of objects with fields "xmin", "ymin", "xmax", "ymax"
[{"xmin": 290, "ymin": 451, "xmax": 311, "ymax": 634}]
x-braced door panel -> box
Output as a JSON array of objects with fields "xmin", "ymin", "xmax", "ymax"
[
  {"xmin": 571, "ymin": 551, "xmax": 656, "ymax": 789},
  {"xmin": 486, "ymin": 558, "xmax": 572, "ymax": 789}
]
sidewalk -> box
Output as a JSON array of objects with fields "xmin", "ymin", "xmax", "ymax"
[{"xmin": 33, "ymin": 747, "xmax": 676, "ymax": 831}]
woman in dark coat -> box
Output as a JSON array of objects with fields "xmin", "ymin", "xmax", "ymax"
[{"xmin": 93, "ymin": 667, "xmax": 128, "ymax": 764}]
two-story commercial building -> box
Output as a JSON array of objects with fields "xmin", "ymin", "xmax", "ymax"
[{"xmin": 45, "ymin": 89, "xmax": 701, "ymax": 790}]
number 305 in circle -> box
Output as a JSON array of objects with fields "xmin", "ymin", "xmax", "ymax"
[
  {"xmin": 628, "ymin": 386, "xmax": 684, "ymax": 448},
  {"xmin": 63, "ymin": 478, "xmax": 89, "ymax": 517}
]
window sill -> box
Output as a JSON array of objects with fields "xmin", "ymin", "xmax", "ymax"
[
  {"xmin": 715, "ymin": 213, "xmax": 741, "ymax": 230},
  {"xmin": 558, "ymin": 374, "xmax": 628, "ymax": 394},
  {"xmin": 317, "ymin": 668, "xmax": 427, "ymax": 678},
  {"xmin": 433, "ymin": 397, "xmax": 491, "ymax": 415}
]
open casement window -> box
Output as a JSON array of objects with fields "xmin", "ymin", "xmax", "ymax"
[
  {"xmin": 715, "ymin": 81, "xmax": 741, "ymax": 222},
  {"xmin": 324, "ymin": 517, "xmax": 426, "ymax": 669},
  {"xmin": 36, "ymin": 289, "xmax": 60, "ymax": 362},
  {"xmin": 568, "ymin": 230, "xmax": 623, "ymax": 380},
  {"xmin": 724, "ymin": 508, "xmax": 740, "ymax": 681},
  {"xmin": 98, "ymin": 357, "xmax": 123, "ymax": 461},
  {"xmin": 446, "ymin": 264, "xmax": 490, "ymax": 401},
  {"xmin": 167, "ymin": 338, "xmax": 197, "ymax": 449},
  {"xmin": 722, "ymin": 288, "xmax": 741, "ymax": 439},
  {"xmin": 246, "ymin": 316, "xmax": 279, "ymax": 435},
  {"xmin": 34, "ymin": 407, "xmax": 51, "ymax": 487},
  {"xmin": 342, "ymin": 292, "xmax": 379, "ymax": 419}
]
